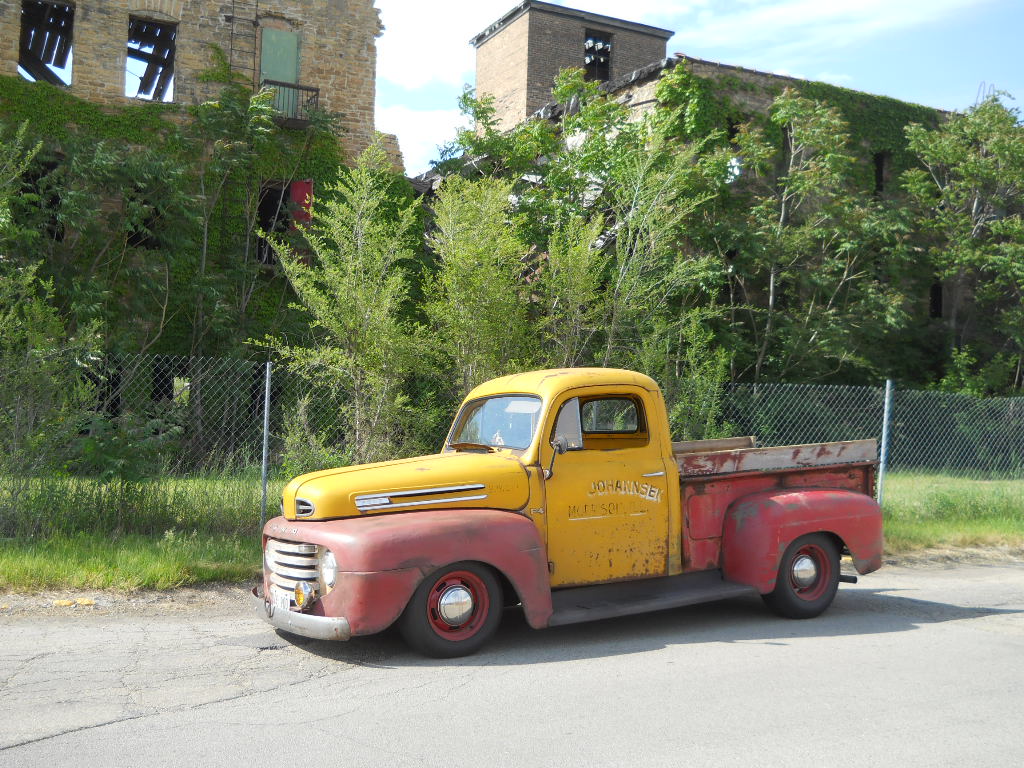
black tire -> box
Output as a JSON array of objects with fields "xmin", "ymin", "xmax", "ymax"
[
  {"xmin": 398, "ymin": 561, "xmax": 502, "ymax": 658},
  {"xmin": 762, "ymin": 533, "xmax": 840, "ymax": 619}
]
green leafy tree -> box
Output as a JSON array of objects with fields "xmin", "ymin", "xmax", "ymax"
[
  {"xmin": 904, "ymin": 96, "xmax": 1024, "ymax": 390},
  {"xmin": 270, "ymin": 141, "xmax": 418, "ymax": 465},
  {"xmin": 536, "ymin": 214, "xmax": 608, "ymax": 368},
  {"xmin": 725, "ymin": 89, "xmax": 910, "ymax": 383},
  {"xmin": 426, "ymin": 175, "xmax": 536, "ymax": 394}
]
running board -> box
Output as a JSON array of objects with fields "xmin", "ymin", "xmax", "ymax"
[{"xmin": 548, "ymin": 570, "xmax": 758, "ymax": 627}]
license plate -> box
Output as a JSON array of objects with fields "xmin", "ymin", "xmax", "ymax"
[{"xmin": 270, "ymin": 586, "xmax": 291, "ymax": 612}]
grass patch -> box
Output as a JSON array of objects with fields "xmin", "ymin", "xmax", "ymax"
[
  {"xmin": 2, "ymin": 471, "xmax": 1022, "ymax": 591},
  {"xmin": 1, "ymin": 472, "xmax": 287, "ymax": 538},
  {"xmin": 883, "ymin": 473, "xmax": 1024, "ymax": 552},
  {"xmin": 0, "ymin": 532, "xmax": 261, "ymax": 591}
]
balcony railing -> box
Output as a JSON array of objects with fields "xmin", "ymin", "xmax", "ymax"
[{"xmin": 261, "ymin": 79, "xmax": 320, "ymax": 127}]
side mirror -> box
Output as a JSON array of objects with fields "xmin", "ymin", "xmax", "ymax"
[
  {"xmin": 544, "ymin": 436, "xmax": 571, "ymax": 479},
  {"xmin": 545, "ymin": 398, "xmax": 583, "ymax": 479}
]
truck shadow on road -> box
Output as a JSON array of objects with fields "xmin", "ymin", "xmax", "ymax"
[{"xmin": 292, "ymin": 587, "xmax": 1022, "ymax": 667}]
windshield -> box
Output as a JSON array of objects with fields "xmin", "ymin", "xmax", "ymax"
[{"xmin": 449, "ymin": 395, "xmax": 543, "ymax": 451}]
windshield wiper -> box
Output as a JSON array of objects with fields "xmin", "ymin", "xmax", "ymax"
[{"xmin": 449, "ymin": 442, "xmax": 496, "ymax": 453}]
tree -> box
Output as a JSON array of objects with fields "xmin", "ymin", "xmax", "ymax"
[
  {"xmin": 1, "ymin": 127, "xmax": 100, "ymax": 530},
  {"xmin": 904, "ymin": 96, "xmax": 1024, "ymax": 391},
  {"xmin": 270, "ymin": 141, "xmax": 419, "ymax": 465},
  {"xmin": 425, "ymin": 175, "xmax": 536, "ymax": 395},
  {"xmin": 725, "ymin": 89, "xmax": 910, "ymax": 383}
]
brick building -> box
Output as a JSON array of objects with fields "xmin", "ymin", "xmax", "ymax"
[
  {"xmin": 472, "ymin": 0, "xmax": 672, "ymax": 132},
  {"xmin": 1, "ymin": 0, "xmax": 384, "ymax": 160}
]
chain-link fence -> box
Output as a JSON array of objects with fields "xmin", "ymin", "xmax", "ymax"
[
  {"xmin": 4, "ymin": 352, "xmax": 1022, "ymax": 501},
  {"xmin": 723, "ymin": 382, "xmax": 1024, "ymax": 480}
]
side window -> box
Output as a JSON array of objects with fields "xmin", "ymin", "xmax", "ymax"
[
  {"xmin": 581, "ymin": 398, "xmax": 640, "ymax": 433},
  {"xmin": 577, "ymin": 396, "xmax": 648, "ymax": 450}
]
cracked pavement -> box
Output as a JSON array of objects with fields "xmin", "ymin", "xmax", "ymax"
[{"xmin": 2, "ymin": 562, "xmax": 1024, "ymax": 767}]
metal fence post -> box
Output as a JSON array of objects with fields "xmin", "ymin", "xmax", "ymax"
[
  {"xmin": 259, "ymin": 361, "xmax": 272, "ymax": 530},
  {"xmin": 877, "ymin": 379, "xmax": 894, "ymax": 507}
]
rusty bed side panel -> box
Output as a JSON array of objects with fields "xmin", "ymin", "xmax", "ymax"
[
  {"xmin": 677, "ymin": 439, "xmax": 877, "ymax": 477},
  {"xmin": 679, "ymin": 464, "xmax": 876, "ymax": 571},
  {"xmin": 720, "ymin": 488, "xmax": 883, "ymax": 593},
  {"xmin": 263, "ymin": 510, "xmax": 553, "ymax": 634}
]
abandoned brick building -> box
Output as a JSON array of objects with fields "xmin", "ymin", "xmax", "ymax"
[
  {"xmin": 472, "ymin": 0, "xmax": 673, "ymax": 133},
  {"xmin": 469, "ymin": 1, "xmax": 951, "ymax": 329},
  {"xmin": 1, "ymin": 0, "xmax": 385, "ymax": 161},
  {"xmin": 472, "ymin": 0, "xmax": 937, "ymax": 198}
]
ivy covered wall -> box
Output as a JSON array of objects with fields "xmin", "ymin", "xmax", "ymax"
[{"xmin": 0, "ymin": 72, "xmax": 350, "ymax": 358}]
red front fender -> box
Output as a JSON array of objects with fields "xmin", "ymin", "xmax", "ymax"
[
  {"xmin": 720, "ymin": 489, "xmax": 883, "ymax": 593},
  {"xmin": 263, "ymin": 509, "xmax": 552, "ymax": 636}
]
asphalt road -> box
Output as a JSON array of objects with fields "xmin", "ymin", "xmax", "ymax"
[{"xmin": 2, "ymin": 561, "xmax": 1023, "ymax": 767}]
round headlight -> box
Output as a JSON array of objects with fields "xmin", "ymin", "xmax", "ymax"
[{"xmin": 320, "ymin": 549, "xmax": 338, "ymax": 589}]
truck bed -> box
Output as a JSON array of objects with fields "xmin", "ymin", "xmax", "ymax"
[{"xmin": 674, "ymin": 436, "xmax": 877, "ymax": 478}]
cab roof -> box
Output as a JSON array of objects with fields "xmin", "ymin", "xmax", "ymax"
[{"xmin": 465, "ymin": 368, "xmax": 660, "ymax": 403}]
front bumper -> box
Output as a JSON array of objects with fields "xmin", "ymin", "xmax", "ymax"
[{"xmin": 250, "ymin": 586, "xmax": 351, "ymax": 641}]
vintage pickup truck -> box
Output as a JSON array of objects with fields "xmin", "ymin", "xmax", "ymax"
[{"xmin": 253, "ymin": 368, "xmax": 882, "ymax": 657}]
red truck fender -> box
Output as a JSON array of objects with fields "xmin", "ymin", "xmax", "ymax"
[
  {"xmin": 720, "ymin": 489, "xmax": 883, "ymax": 594},
  {"xmin": 267, "ymin": 509, "xmax": 553, "ymax": 636}
]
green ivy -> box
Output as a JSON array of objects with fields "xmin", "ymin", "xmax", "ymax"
[
  {"xmin": 654, "ymin": 60, "xmax": 942, "ymax": 182},
  {"xmin": 0, "ymin": 73, "xmax": 354, "ymax": 358}
]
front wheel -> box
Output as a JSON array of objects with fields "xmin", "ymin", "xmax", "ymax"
[
  {"xmin": 398, "ymin": 562, "xmax": 502, "ymax": 658},
  {"xmin": 762, "ymin": 533, "xmax": 840, "ymax": 619}
]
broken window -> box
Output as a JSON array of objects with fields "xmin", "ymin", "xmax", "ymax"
[
  {"xmin": 583, "ymin": 30, "xmax": 611, "ymax": 82},
  {"xmin": 125, "ymin": 17, "xmax": 176, "ymax": 102},
  {"xmin": 255, "ymin": 180, "xmax": 313, "ymax": 264},
  {"xmin": 19, "ymin": 1, "xmax": 74, "ymax": 86}
]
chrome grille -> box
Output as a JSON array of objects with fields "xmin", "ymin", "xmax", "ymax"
[
  {"xmin": 265, "ymin": 538, "xmax": 319, "ymax": 602},
  {"xmin": 295, "ymin": 498, "xmax": 315, "ymax": 518}
]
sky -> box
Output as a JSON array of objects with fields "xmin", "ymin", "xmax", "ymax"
[{"xmin": 374, "ymin": 0, "xmax": 1023, "ymax": 176}]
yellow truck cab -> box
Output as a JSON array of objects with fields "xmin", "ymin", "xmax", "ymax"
[{"xmin": 254, "ymin": 368, "xmax": 882, "ymax": 657}]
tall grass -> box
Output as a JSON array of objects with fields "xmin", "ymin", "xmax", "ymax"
[
  {"xmin": 0, "ymin": 532, "xmax": 260, "ymax": 590},
  {"xmin": 883, "ymin": 473, "xmax": 1024, "ymax": 551},
  {"xmin": 0, "ymin": 472, "xmax": 288, "ymax": 538},
  {"xmin": 1, "ymin": 471, "xmax": 1021, "ymax": 591}
]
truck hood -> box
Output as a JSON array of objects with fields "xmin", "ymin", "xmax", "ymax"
[{"xmin": 281, "ymin": 451, "xmax": 531, "ymax": 521}]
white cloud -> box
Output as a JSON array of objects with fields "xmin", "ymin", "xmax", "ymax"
[{"xmin": 376, "ymin": 104, "xmax": 468, "ymax": 176}]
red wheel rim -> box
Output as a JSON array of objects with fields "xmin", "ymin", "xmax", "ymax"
[
  {"xmin": 790, "ymin": 543, "xmax": 832, "ymax": 601},
  {"xmin": 426, "ymin": 570, "xmax": 490, "ymax": 641}
]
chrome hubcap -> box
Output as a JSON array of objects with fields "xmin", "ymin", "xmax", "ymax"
[
  {"xmin": 437, "ymin": 585, "xmax": 474, "ymax": 626},
  {"xmin": 792, "ymin": 554, "xmax": 818, "ymax": 588}
]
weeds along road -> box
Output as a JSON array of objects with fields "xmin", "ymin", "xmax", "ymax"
[{"xmin": 2, "ymin": 561, "xmax": 1023, "ymax": 767}]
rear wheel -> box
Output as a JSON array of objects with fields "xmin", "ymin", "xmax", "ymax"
[
  {"xmin": 399, "ymin": 562, "xmax": 502, "ymax": 658},
  {"xmin": 762, "ymin": 534, "xmax": 840, "ymax": 619}
]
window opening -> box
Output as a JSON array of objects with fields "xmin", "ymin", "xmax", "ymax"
[
  {"xmin": 583, "ymin": 30, "xmax": 611, "ymax": 82},
  {"xmin": 255, "ymin": 180, "xmax": 313, "ymax": 264},
  {"xmin": 19, "ymin": 1, "xmax": 73, "ymax": 86},
  {"xmin": 929, "ymin": 281, "xmax": 943, "ymax": 319},
  {"xmin": 581, "ymin": 397, "xmax": 640, "ymax": 434},
  {"xmin": 256, "ymin": 184, "xmax": 289, "ymax": 264},
  {"xmin": 873, "ymin": 151, "xmax": 890, "ymax": 196},
  {"xmin": 124, "ymin": 186, "xmax": 160, "ymax": 249},
  {"xmin": 126, "ymin": 17, "xmax": 176, "ymax": 101}
]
